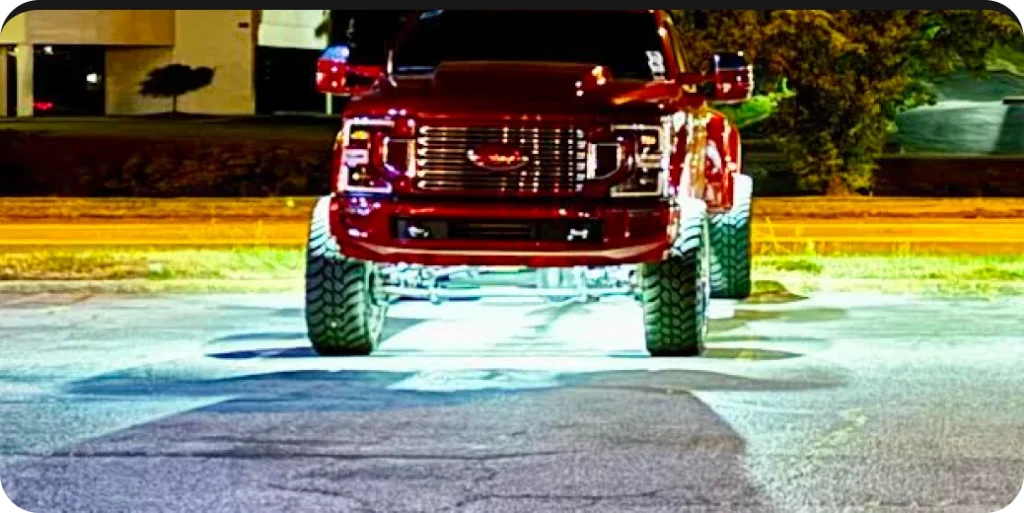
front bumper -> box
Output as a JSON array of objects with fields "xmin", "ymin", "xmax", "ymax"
[{"xmin": 329, "ymin": 194, "xmax": 675, "ymax": 267}]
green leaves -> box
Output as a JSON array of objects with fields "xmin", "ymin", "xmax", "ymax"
[
  {"xmin": 673, "ymin": 9, "xmax": 1023, "ymax": 195},
  {"xmin": 718, "ymin": 88, "xmax": 794, "ymax": 128}
]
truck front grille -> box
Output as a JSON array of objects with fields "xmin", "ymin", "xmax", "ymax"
[{"xmin": 414, "ymin": 125, "xmax": 587, "ymax": 196}]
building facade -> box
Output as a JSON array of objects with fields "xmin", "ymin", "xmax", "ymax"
[{"xmin": 0, "ymin": 9, "xmax": 329, "ymax": 117}]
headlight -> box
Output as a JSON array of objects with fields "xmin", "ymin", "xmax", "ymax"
[
  {"xmin": 336, "ymin": 117, "xmax": 416, "ymax": 193},
  {"xmin": 607, "ymin": 123, "xmax": 669, "ymax": 198}
]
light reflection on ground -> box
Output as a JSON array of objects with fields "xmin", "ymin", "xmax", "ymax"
[{"xmin": 199, "ymin": 296, "xmax": 828, "ymax": 392}]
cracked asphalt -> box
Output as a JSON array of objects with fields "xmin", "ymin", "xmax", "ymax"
[{"xmin": 0, "ymin": 289, "xmax": 1022, "ymax": 513}]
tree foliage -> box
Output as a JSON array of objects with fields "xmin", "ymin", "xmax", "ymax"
[
  {"xmin": 139, "ymin": 64, "xmax": 215, "ymax": 115},
  {"xmin": 672, "ymin": 10, "xmax": 1023, "ymax": 195}
]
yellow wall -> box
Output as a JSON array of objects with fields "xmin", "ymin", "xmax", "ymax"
[
  {"xmin": 2, "ymin": 9, "xmax": 311, "ymax": 116},
  {"xmin": 0, "ymin": 48, "xmax": 7, "ymax": 116},
  {"xmin": 257, "ymin": 10, "xmax": 327, "ymax": 50},
  {"xmin": 0, "ymin": 13, "xmax": 27, "ymax": 43},
  {"xmin": 171, "ymin": 10, "xmax": 256, "ymax": 115},
  {"xmin": 103, "ymin": 10, "xmax": 258, "ymax": 116},
  {"xmin": 15, "ymin": 44, "xmax": 32, "ymax": 116},
  {"xmin": 19, "ymin": 10, "xmax": 175, "ymax": 45},
  {"xmin": 105, "ymin": 47, "xmax": 174, "ymax": 115}
]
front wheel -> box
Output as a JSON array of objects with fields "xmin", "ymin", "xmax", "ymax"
[
  {"xmin": 639, "ymin": 199, "xmax": 710, "ymax": 357},
  {"xmin": 305, "ymin": 197, "xmax": 388, "ymax": 356}
]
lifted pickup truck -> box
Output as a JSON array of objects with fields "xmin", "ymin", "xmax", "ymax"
[{"xmin": 310, "ymin": 10, "xmax": 754, "ymax": 357}]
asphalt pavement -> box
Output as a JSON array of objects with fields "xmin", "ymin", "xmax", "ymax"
[{"xmin": 0, "ymin": 289, "xmax": 1022, "ymax": 513}]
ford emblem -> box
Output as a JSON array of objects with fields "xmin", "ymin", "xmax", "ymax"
[{"xmin": 467, "ymin": 144, "xmax": 529, "ymax": 171}]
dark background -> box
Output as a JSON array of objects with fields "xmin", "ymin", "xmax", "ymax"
[{"xmin": 328, "ymin": 11, "xmax": 414, "ymax": 64}]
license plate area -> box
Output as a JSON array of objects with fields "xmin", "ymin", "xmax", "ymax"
[{"xmin": 392, "ymin": 217, "xmax": 604, "ymax": 244}]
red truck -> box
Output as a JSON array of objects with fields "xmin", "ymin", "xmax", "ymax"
[{"xmin": 310, "ymin": 10, "xmax": 754, "ymax": 357}]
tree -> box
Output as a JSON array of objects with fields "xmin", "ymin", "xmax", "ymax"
[
  {"xmin": 672, "ymin": 10, "xmax": 1023, "ymax": 195},
  {"xmin": 670, "ymin": 11, "xmax": 793, "ymax": 130},
  {"xmin": 139, "ymin": 64, "xmax": 215, "ymax": 115}
]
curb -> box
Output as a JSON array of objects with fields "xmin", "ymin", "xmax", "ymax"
[{"xmin": 0, "ymin": 279, "xmax": 302, "ymax": 294}]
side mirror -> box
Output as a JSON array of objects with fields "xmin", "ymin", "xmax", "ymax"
[
  {"xmin": 316, "ymin": 44, "xmax": 386, "ymax": 97},
  {"xmin": 709, "ymin": 51, "xmax": 754, "ymax": 104}
]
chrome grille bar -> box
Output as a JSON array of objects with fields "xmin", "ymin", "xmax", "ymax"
[{"xmin": 415, "ymin": 125, "xmax": 585, "ymax": 195}]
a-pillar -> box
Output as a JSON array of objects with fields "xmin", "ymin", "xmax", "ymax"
[
  {"xmin": 15, "ymin": 43, "xmax": 33, "ymax": 117},
  {"xmin": 0, "ymin": 46, "xmax": 8, "ymax": 117}
]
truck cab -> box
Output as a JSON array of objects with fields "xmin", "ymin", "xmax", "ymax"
[{"xmin": 307, "ymin": 10, "xmax": 755, "ymax": 357}]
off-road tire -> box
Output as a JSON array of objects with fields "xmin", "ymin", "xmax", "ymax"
[
  {"xmin": 709, "ymin": 173, "xmax": 753, "ymax": 300},
  {"xmin": 305, "ymin": 197, "xmax": 388, "ymax": 356},
  {"xmin": 639, "ymin": 199, "xmax": 710, "ymax": 357}
]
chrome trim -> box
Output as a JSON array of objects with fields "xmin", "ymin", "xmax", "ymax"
[
  {"xmin": 384, "ymin": 138, "xmax": 417, "ymax": 178},
  {"xmin": 585, "ymin": 142, "xmax": 622, "ymax": 180},
  {"xmin": 415, "ymin": 124, "xmax": 584, "ymax": 194},
  {"xmin": 610, "ymin": 123, "xmax": 663, "ymax": 132}
]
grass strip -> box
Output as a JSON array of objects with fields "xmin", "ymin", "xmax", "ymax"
[{"xmin": 0, "ymin": 248, "xmax": 1021, "ymax": 297}]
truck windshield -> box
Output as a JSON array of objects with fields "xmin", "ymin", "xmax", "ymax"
[{"xmin": 392, "ymin": 11, "xmax": 667, "ymax": 81}]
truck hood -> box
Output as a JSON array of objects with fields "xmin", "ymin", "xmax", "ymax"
[{"xmin": 354, "ymin": 61, "xmax": 673, "ymax": 120}]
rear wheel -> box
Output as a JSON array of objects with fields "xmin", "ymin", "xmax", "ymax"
[
  {"xmin": 709, "ymin": 173, "xmax": 753, "ymax": 300},
  {"xmin": 305, "ymin": 197, "xmax": 388, "ymax": 356},
  {"xmin": 639, "ymin": 199, "xmax": 710, "ymax": 357}
]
